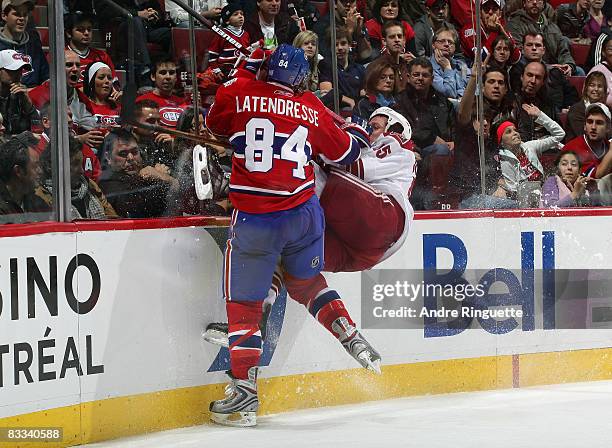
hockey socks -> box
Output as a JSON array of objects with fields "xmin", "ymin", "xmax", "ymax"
[
  {"xmin": 226, "ymin": 301, "xmax": 263, "ymax": 379},
  {"xmin": 309, "ymin": 289, "xmax": 356, "ymax": 341},
  {"xmin": 284, "ymin": 273, "xmax": 357, "ymax": 341}
]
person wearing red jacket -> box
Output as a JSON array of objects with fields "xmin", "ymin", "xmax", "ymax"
[{"xmin": 459, "ymin": 0, "xmax": 521, "ymax": 65}]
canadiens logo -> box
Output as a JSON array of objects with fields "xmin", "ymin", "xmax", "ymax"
[
  {"xmin": 13, "ymin": 53, "xmax": 33, "ymax": 76},
  {"xmin": 161, "ymin": 107, "xmax": 184, "ymax": 124},
  {"xmin": 95, "ymin": 114, "xmax": 118, "ymax": 126}
]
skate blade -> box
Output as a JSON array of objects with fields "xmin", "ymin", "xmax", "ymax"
[
  {"xmin": 203, "ymin": 329, "xmax": 229, "ymax": 348},
  {"xmin": 210, "ymin": 411, "xmax": 256, "ymax": 427},
  {"xmin": 358, "ymin": 352, "xmax": 382, "ymax": 374}
]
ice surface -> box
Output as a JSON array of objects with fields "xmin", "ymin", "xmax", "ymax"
[{"xmin": 81, "ymin": 380, "xmax": 612, "ymax": 448}]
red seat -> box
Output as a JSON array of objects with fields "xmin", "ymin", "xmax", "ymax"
[
  {"xmin": 570, "ymin": 43, "xmax": 591, "ymax": 68},
  {"xmin": 171, "ymin": 28, "xmax": 216, "ymax": 70},
  {"xmin": 37, "ymin": 27, "xmax": 48, "ymax": 47},
  {"xmin": 548, "ymin": 0, "xmax": 573, "ymax": 7},
  {"xmin": 311, "ymin": 1, "xmax": 329, "ymax": 16},
  {"xmin": 568, "ymin": 76, "xmax": 586, "ymax": 96}
]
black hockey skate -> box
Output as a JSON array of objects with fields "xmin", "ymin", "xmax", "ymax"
[
  {"xmin": 210, "ymin": 367, "xmax": 258, "ymax": 427},
  {"xmin": 333, "ymin": 317, "xmax": 382, "ymax": 374}
]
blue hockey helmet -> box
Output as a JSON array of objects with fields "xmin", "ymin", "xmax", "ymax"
[{"xmin": 267, "ymin": 44, "xmax": 310, "ymax": 89}]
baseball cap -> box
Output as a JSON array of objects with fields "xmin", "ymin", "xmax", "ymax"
[
  {"xmin": 585, "ymin": 102, "xmax": 612, "ymax": 122},
  {"xmin": 426, "ymin": 0, "xmax": 448, "ymax": 8},
  {"xmin": 481, "ymin": 0, "xmax": 503, "ymax": 7},
  {"xmin": 1, "ymin": 0, "xmax": 34, "ymax": 11},
  {"xmin": 0, "ymin": 49, "xmax": 32, "ymax": 71}
]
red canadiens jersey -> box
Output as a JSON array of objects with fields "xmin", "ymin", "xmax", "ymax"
[
  {"xmin": 35, "ymin": 134, "xmax": 101, "ymax": 181},
  {"xmin": 69, "ymin": 47, "xmax": 117, "ymax": 88},
  {"xmin": 562, "ymin": 135, "xmax": 607, "ymax": 178},
  {"xmin": 459, "ymin": 25, "xmax": 521, "ymax": 65},
  {"xmin": 205, "ymin": 77, "xmax": 362, "ymax": 213},
  {"xmin": 90, "ymin": 102, "xmax": 121, "ymax": 138},
  {"xmin": 136, "ymin": 91, "xmax": 187, "ymax": 128},
  {"xmin": 208, "ymin": 28, "xmax": 251, "ymax": 70}
]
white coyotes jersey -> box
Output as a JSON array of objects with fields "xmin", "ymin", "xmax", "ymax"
[{"xmin": 348, "ymin": 132, "xmax": 417, "ymax": 262}]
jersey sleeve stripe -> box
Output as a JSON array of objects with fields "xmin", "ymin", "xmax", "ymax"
[
  {"xmin": 322, "ymin": 134, "xmax": 361, "ymax": 164},
  {"xmin": 229, "ymin": 179, "xmax": 315, "ymax": 196}
]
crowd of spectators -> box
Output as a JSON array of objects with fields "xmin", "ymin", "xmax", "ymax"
[{"xmin": 2, "ymin": 0, "xmax": 612, "ymax": 222}]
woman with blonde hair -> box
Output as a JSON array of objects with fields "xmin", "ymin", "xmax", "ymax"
[
  {"xmin": 292, "ymin": 30, "xmax": 320, "ymax": 93},
  {"xmin": 566, "ymin": 71, "xmax": 608, "ymax": 141}
]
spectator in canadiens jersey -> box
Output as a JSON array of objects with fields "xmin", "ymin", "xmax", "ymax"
[
  {"xmin": 137, "ymin": 57, "xmax": 187, "ymax": 129},
  {"xmin": 566, "ymin": 71, "xmax": 609, "ymax": 141},
  {"xmin": 205, "ymin": 44, "xmax": 370, "ymax": 427},
  {"xmin": 64, "ymin": 12, "xmax": 116, "ymax": 88},
  {"xmin": 35, "ymin": 102, "xmax": 101, "ymax": 182},
  {"xmin": 0, "ymin": 49, "xmax": 36, "ymax": 135},
  {"xmin": 0, "ymin": 0, "xmax": 48, "ymax": 88},
  {"xmin": 29, "ymin": 49, "xmax": 98, "ymax": 139},
  {"xmin": 208, "ymin": 2, "xmax": 250, "ymax": 71},
  {"xmin": 562, "ymin": 102, "xmax": 612, "ymax": 179},
  {"xmin": 83, "ymin": 62, "xmax": 122, "ymax": 154}
]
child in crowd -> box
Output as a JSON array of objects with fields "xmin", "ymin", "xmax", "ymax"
[{"xmin": 208, "ymin": 2, "xmax": 250, "ymax": 71}]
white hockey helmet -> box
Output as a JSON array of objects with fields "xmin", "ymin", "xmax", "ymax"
[{"xmin": 369, "ymin": 107, "xmax": 412, "ymax": 141}]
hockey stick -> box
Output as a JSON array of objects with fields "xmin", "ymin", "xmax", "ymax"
[
  {"xmin": 165, "ymin": 0, "xmax": 348, "ymax": 125},
  {"xmin": 134, "ymin": 122, "xmax": 233, "ymax": 149},
  {"xmin": 165, "ymin": 0, "xmax": 250, "ymax": 56}
]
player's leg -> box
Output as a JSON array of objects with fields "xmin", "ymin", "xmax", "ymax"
[
  {"xmin": 280, "ymin": 197, "xmax": 378, "ymax": 370},
  {"xmin": 204, "ymin": 269, "xmax": 283, "ymax": 348},
  {"xmin": 284, "ymin": 272, "xmax": 381, "ymax": 373},
  {"xmin": 209, "ymin": 209, "xmax": 281, "ymax": 427},
  {"xmin": 320, "ymin": 167, "xmax": 405, "ymax": 272}
]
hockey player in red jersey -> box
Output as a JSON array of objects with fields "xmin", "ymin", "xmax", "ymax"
[
  {"xmin": 205, "ymin": 44, "xmax": 370, "ymax": 427},
  {"xmin": 204, "ymin": 106, "xmax": 417, "ymax": 384}
]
